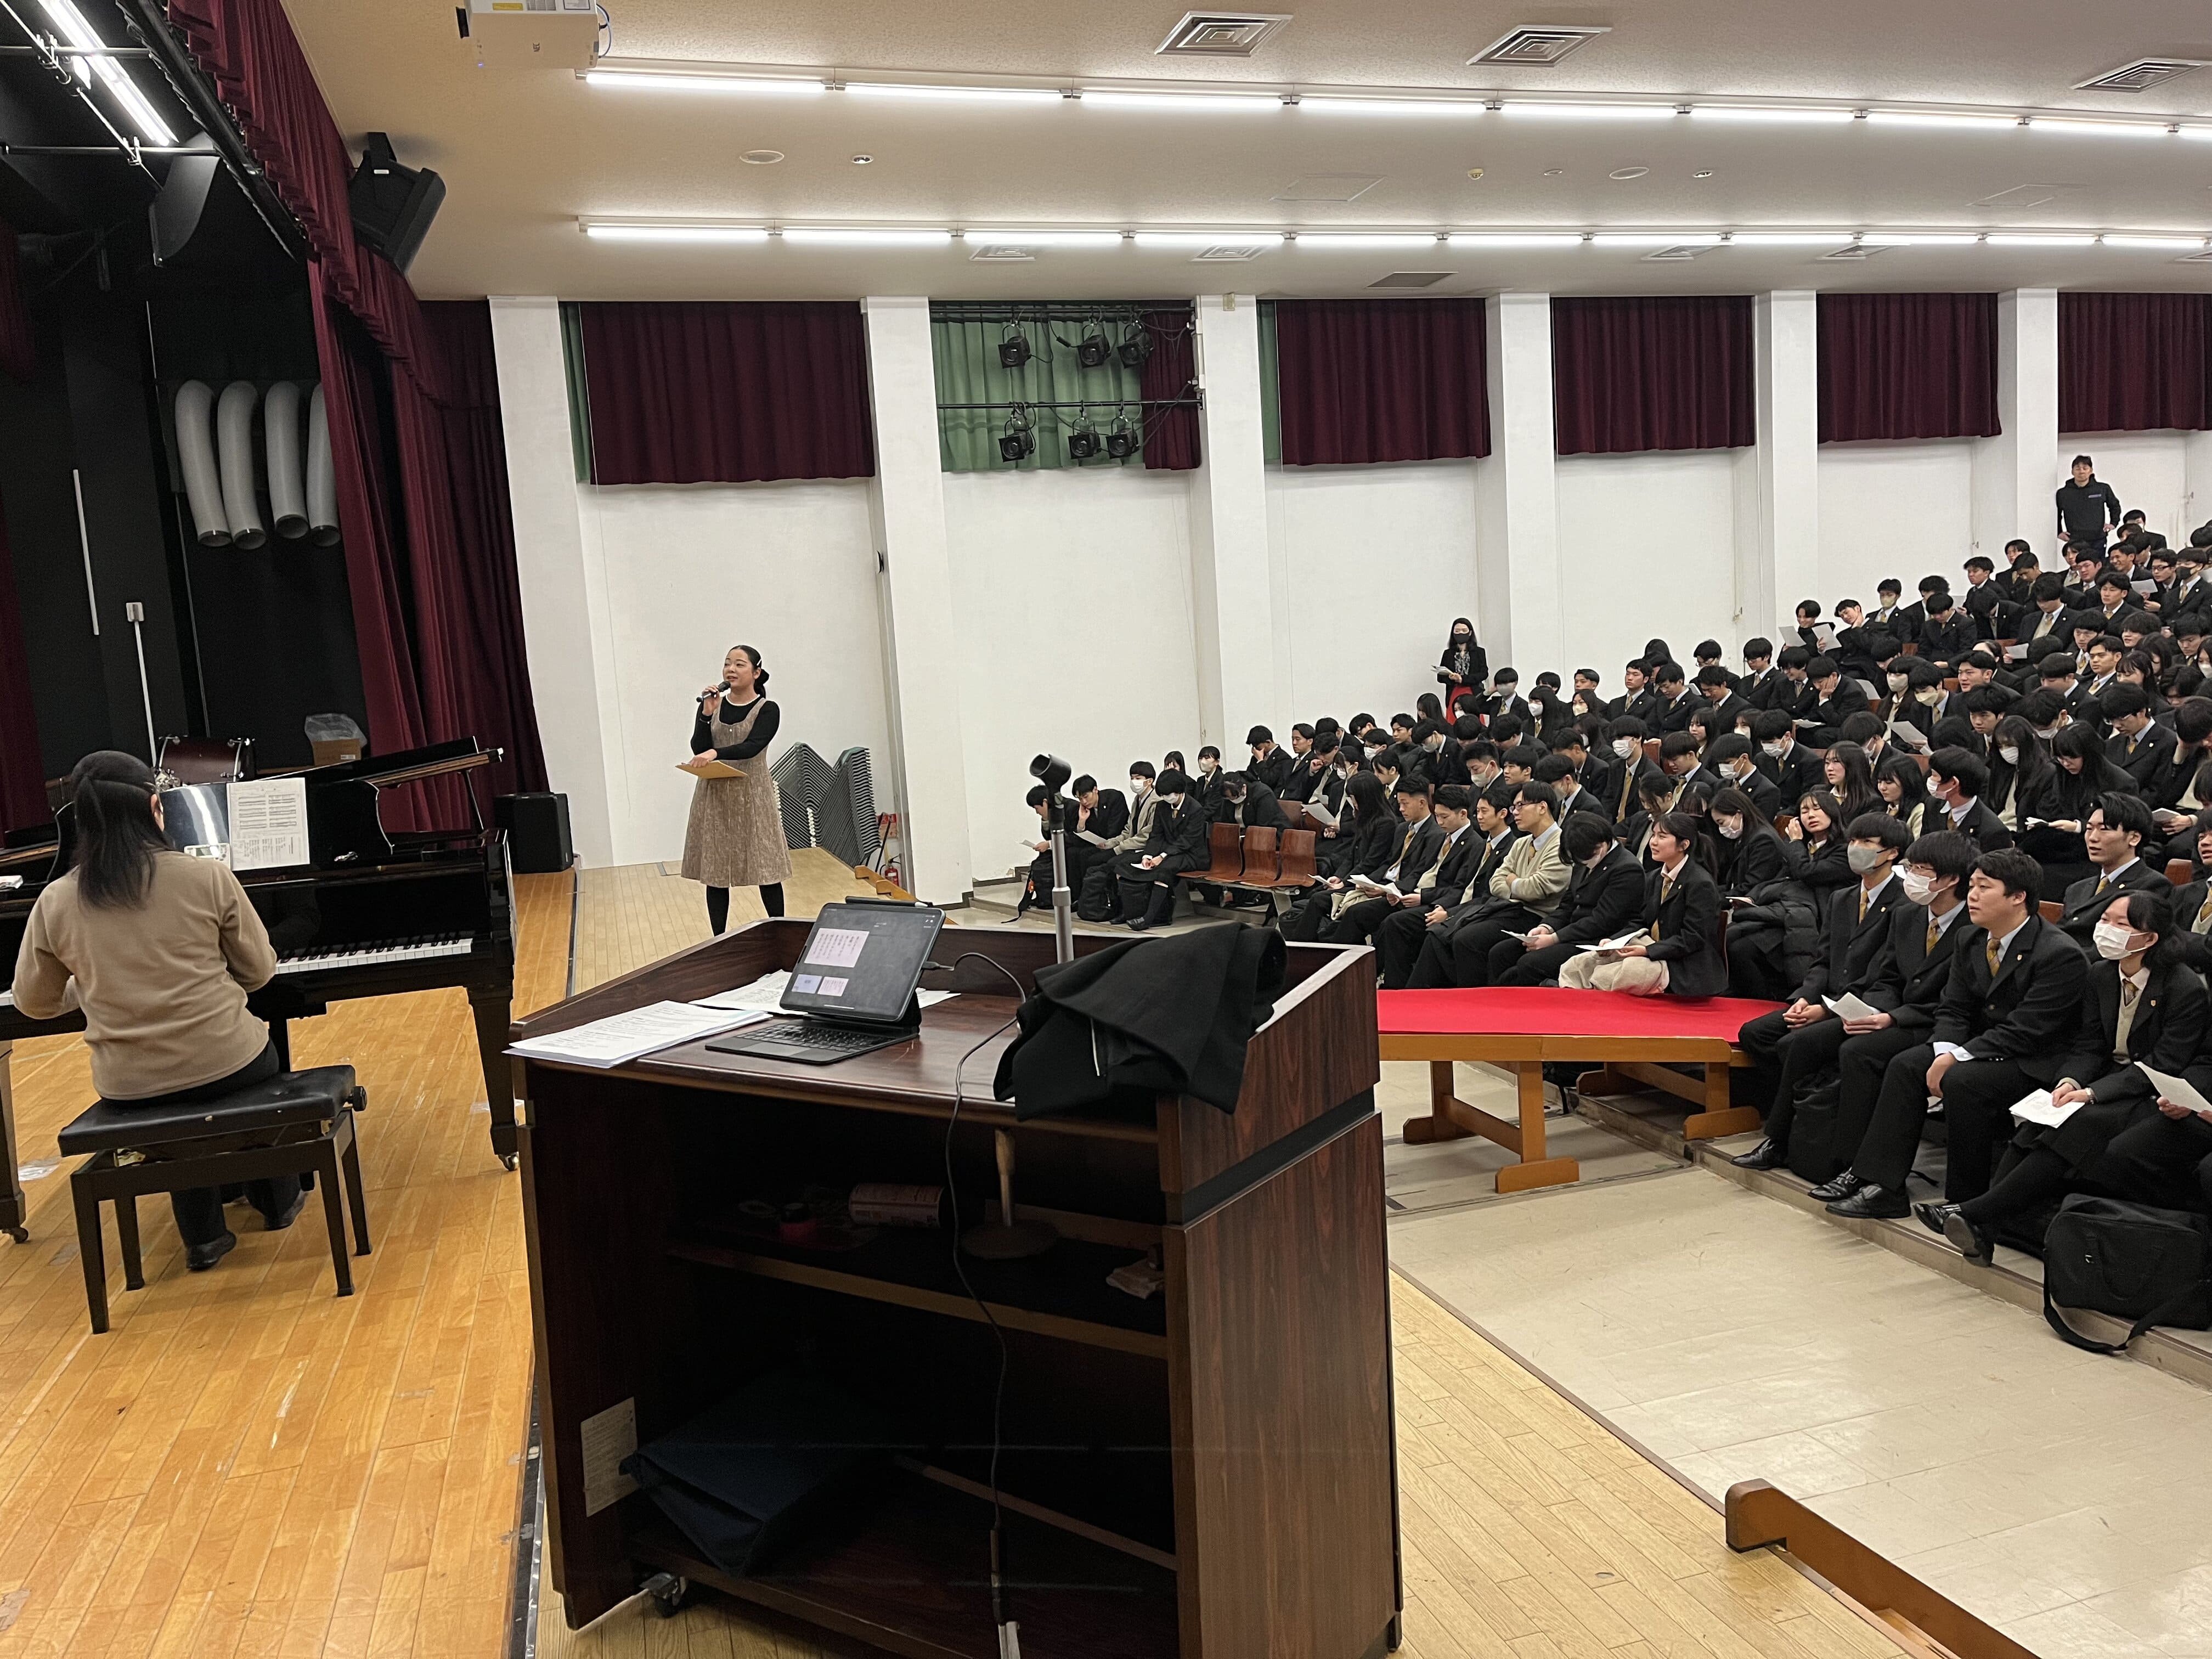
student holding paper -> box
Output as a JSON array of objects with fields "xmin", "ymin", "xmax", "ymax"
[
  {"xmin": 1558, "ymin": 812, "xmax": 1723, "ymax": 997},
  {"xmin": 1916, "ymin": 891, "xmax": 2209, "ymax": 1262},
  {"xmin": 1486, "ymin": 815, "xmax": 1646, "ymax": 988},
  {"xmin": 1435, "ymin": 782, "xmax": 1571, "ymax": 986}
]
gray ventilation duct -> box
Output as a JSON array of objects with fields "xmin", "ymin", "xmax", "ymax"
[
  {"xmin": 306, "ymin": 381, "xmax": 339, "ymax": 545},
  {"xmin": 216, "ymin": 380, "xmax": 266, "ymax": 549},
  {"xmin": 174, "ymin": 380, "xmax": 230, "ymax": 546},
  {"xmin": 263, "ymin": 380, "xmax": 308, "ymax": 539}
]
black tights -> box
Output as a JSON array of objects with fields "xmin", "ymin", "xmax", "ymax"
[{"xmin": 706, "ymin": 883, "xmax": 785, "ymax": 934}]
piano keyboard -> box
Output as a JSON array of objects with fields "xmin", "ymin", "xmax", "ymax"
[{"xmin": 274, "ymin": 934, "xmax": 475, "ymax": 975}]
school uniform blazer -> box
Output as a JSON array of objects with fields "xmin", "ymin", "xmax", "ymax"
[
  {"xmin": 1917, "ymin": 612, "xmax": 1977, "ymax": 661},
  {"xmin": 1861, "ymin": 903, "xmax": 1970, "ymax": 1032},
  {"xmin": 1758, "ymin": 743, "xmax": 1823, "ymax": 812},
  {"xmin": 2108, "ymin": 723, "xmax": 2182, "ymax": 805},
  {"xmin": 1248, "ymin": 751, "xmax": 1295, "ymax": 794},
  {"xmin": 1810, "ymin": 680, "xmax": 1869, "ymax": 741},
  {"xmin": 1649, "ymin": 692, "xmax": 1700, "ymax": 735},
  {"xmin": 2055, "ymin": 958, "xmax": 2209, "ymax": 1101},
  {"xmin": 1085, "ymin": 788, "xmax": 1131, "ymax": 842},
  {"xmin": 1547, "ymin": 847, "xmax": 1648, "ymax": 946},
  {"xmin": 1143, "ymin": 797, "xmax": 1213, "ymax": 874},
  {"xmin": 1639, "ymin": 860, "xmax": 1726, "ymax": 998},
  {"xmin": 1578, "ymin": 754, "xmax": 1618, "ymax": 803},
  {"xmin": 1412, "ymin": 826, "xmax": 1483, "ymax": 906},
  {"xmin": 1930, "ymin": 916, "xmax": 2089, "ymax": 1082},
  {"xmin": 1280, "ymin": 755, "xmax": 1329, "ymax": 803},
  {"xmin": 2057, "ymin": 859, "xmax": 2173, "ymax": 941},
  {"xmin": 1380, "ymin": 816, "xmax": 1447, "ymax": 893},
  {"xmin": 1927, "ymin": 798, "xmax": 2018, "ymax": 853},
  {"xmin": 1609, "ymin": 759, "xmax": 1666, "ymax": 823},
  {"xmin": 1220, "ymin": 781, "xmax": 1292, "ymax": 831},
  {"xmin": 1796, "ymin": 878, "xmax": 1904, "ymax": 1003},
  {"xmin": 1705, "ymin": 693, "xmax": 1755, "ymax": 732},
  {"xmin": 1717, "ymin": 829, "xmax": 1790, "ymax": 898},
  {"xmin": 1432, "ymin": 831, "xmax": 1522, "ymax": 928},
  {"xmin": 1725, "ymin": 767, "xmax": 1784, "ymax": 821},
  {"xmin": 2171, "ymin": 878, "xmax": 2212, "ymax": 973}
]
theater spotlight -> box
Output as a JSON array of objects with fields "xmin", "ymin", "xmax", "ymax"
[
  {"xmin": 1117, "ymin": 324, "xmax": 1153, "ymax": 369},
  {"xmin": 1105, "ymin": 414, "xmax": 1138, "ymax": 459},
  {"xmin": 1077, "ymin": 319, "xmax": 1111, "ymax": 368},
  {"xmin": 998, "ymin": 322, "xmax": 1031, "ymax": 369},
  {"xmin": 1066, "ymin": 410, "xmax": 1101, "ymax": 460},
  {"xmin": 998, "ymin": 404, "xmax": 1036, "ymax": 463}
]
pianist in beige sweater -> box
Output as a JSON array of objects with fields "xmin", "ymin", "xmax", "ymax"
[{"xmin": 11, "ymin": 751, "xmax": 294, "ymax": 1268}]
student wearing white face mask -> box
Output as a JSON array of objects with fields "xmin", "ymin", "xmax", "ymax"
[
  {"xmin": 1601, "ymin": 716, "xmax": 1661, "ymax": 823},
  {"xmin": 1077, "ymin": 761, "xmax": 1161, "ymax": 922},
  {"xmin": 1915, "ymin": 889, "xmax": 2208, "ymax": 1263},
  {"xmin": 1702, "ymin": 735, "xmax": 1780, "ymax": 822},
  {"xmin": 1706, "ymin": 787, "xmax": 1790, "ymax": 898}
]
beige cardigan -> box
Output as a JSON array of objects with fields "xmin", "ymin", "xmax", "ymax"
[{"xmin": 13, "ymin": 852, "xmax": 277, "ymax": 1101}]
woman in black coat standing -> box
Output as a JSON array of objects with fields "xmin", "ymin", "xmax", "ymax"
[{"xmin": 1438, "ymin": 617, "xmax": 1488, "ymax": 718}]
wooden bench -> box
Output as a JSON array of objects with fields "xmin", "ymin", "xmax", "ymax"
[
  {"xmin": 1178, "ymin": 823, "xmax": 1318, "ymax": 916},
  {"xmin": 1379, "ymin": 988, "xmax": 1783, "ymax": 1193}
]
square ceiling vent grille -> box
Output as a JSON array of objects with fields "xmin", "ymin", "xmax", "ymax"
[
  {"xmin": 2075, "ymin": 58, "xmax": 2206, "ymax": 92},
  {"xmin": 1188, "ymin": 243, "xmax": 1272, "ymax": 261},
  {"xmin": 1469, "ymin": 25, "xmax": 1610, "ymax": 67},
  {"xmin": 1157, "ymin": 12, "xmax": 1291, "ymax": 55},
  {"xmin": 1370, "ymin": 271, "xmax": 1450, "ymax": 287}
]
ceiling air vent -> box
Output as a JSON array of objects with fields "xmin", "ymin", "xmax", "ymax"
[
  {"xmin": 1156, "ymin": 12, "xmax": 1291, "ymax": 56},
  {"xmin": 2176, "ymin": 247, "xmax": 2212, "ymax": 264},
  {"xmin": 1468, "ymin": 25, "xmax": 1609, "ymax": 67},
  {"xmin": 970, "ymin": 246, "xmax": 1036, "ymax": 262},
  {"xmin": 1188, "ymin": 243, "xmax": 1272, "ymax": 261},
  {"xmin": 2075, "ymin": 58, "xmax": 2206, "ymax": 93},
  {"xmin": 1640, "ymin": 244, "xmax": 1718, "ymax": 262},
  {"xmin": 1369, "ymin": 271, "xmax": 1451, "ymax": 287},
  {"xmin": 1819, "ymin": 244, "xmax": 1889, "ymax": 261}
]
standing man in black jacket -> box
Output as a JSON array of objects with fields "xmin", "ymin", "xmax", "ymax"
[
  {"xmin": 2057, "ymin": 455, "xmax": 2124, "ymax": 550},
  {"xmin": 1823, "ymin": 849, "xmax": 2088, "ymax": 1215}
]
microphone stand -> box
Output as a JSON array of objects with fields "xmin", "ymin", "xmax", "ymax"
[{"xmin": 1045, "ymin": 791, "xmax": 1074, "ymax": 966}]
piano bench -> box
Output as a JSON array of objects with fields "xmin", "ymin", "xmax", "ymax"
[{"xmin": 57, "ymin": 1066, "xmax": 371, "ymax": 1335}]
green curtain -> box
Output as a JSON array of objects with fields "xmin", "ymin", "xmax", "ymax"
[
  {"xmin": 1259, "ymin": 301, "xmax": 1283, "ymax": 465},
  {"xmin": 931, "ymin": 311, "xmax": 1148, "ymax": 472},
  {"xmin": 558, "ymin": 301, "xmax": 594, "ymax": 483}
]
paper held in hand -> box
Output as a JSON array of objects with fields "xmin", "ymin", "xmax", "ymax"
[
  {"xmin": 1822, "ymin": 992, "xmax": 1881, "ymax": 1021},
  {"xmin": 2136, "ymin": 1063, "xmax": 2212, "ymax": 1116},
  {"xmin": 1574, "ymin": 931, "xmax": 1647, "ymax": 956},
  {"xmin": 1886, "ymin": 719, "xmax": 1931, "ymax": 751},
  {"xmin": 1350, "ymin": 876, "xmax": 1405, "ymax": 900},
  {"xmin": 679, "ymin": 758, "xmax": 743, "ymax": 780},
  {"xmin": 2008, "ymin": 1088, "xmax": 2081, "ymax": 1130}
]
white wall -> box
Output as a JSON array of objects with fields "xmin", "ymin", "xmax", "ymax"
[
  {"xmin": 579, "ymin": 478, "xmax": 893, "ymax": 867},
  {"xmin": 1816, "ymin": 440, "xmax": 1977, "ymax": 613},
  {"xmin": 1268, "ymin": 460, "xmax": 1479, "ymax": 723},
  {"xmin": 2058, "ymin": 432, "xmax": 2192, "ymax": 544},
  {"xmin": 941, "ymin": 466, "xmax": 1203, "ymax": 881},
  {"xmin": 1555, "ymin": 451, "xmax": 1740, "ymax": 681}
]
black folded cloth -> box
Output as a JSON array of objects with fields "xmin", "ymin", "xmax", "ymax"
[{"xmin": 993, "ymin": 924, "xmax": 1286, "ymax": 1119}]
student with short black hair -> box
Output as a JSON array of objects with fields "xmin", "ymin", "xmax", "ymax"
[
  {"xmin": 1118, "ymin": 768, "xmax": 1212, "ymax": 930},
  {"xmin": 1557, "ymin": 811, "xmax": 1724, "ymax": 997},
  {"xmin": 2102, "ymin": 681, "xmax": 2182, "ymax": 804},
  {"xmin": 2058, "ymin": 453, "xmax": 2124, "ymax": 549},
  {"xmin": 1487, "ymin": 812, "xmax": 1648, "ymax": 988},
  {"xmin": 1804, "ymin": 654, "xmax": 1869, "ymax": 747},
  {"xmin": 1647, "ymin": 661, "xmax": 1696, "ymax": 733},
  {"xmin": 2047, "ymin": 792, "xmax": 2170, "ymax": 944},
  {"xmin": 1924, "ymin": 747, "xmax": 2015, "ymax": 850}
]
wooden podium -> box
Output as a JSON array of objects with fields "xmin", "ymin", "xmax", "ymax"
[{"xmin": 512, "ymin": 921, "xmax": 1400, "ymax": 1659}]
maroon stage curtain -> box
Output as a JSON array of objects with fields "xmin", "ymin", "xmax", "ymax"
[
  {"xmin": 1138, "ymin": 308, "xmax": 1200, "ymax": 470},
  {"xmin": 2060, "ymin": 292, "xmax": 2212, "ymax": 433},
  {"xmin": 1273, "ymin": 298, "xmax": 1490, "ymax": 465},
  {"xmin": 1818, "ymin": 293, "xmax": 1999, "ymax": 443},
  {"xmin": 577, "ymin": 301, "xmax": 874, "ymax": 486},
  {"xmin": 0, "ymin": 222, "xmax": 32, "ymax": 383},
  {"xmin": 0, "ymin": 492, "xmax": 48, "ymax": 830},
  {"xmin": 1551, "ymin": 295, "xmax": 1755, "ymax": 455}
]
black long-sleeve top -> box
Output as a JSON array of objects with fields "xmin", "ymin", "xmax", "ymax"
[
  {"xmin": 2057, "ymin": 478, "xmax": 2123, "ymax": 540},
  {"xmin": 691, "ymin": 696, "xmax": 781, "ymax": 763}
]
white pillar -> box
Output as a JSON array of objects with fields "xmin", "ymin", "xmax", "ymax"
[
  {"xmin": 1472, "ymin": 291, "xmax": 1561, "ymax": 674},
  {"xmin": 487, "ymin": 295, "xmax": 619, "ymax": 868},
  {"xmin": 860, "ymin": 297, "xmax": 973, "ymax": 906},
  {"xmin": 1972, "ymin": 289, "xmax": 2059, "ymax": 559},
  {"xmin": 1737, "ymin": 291, "xmax": 1820, "ymax": 640},
  {"xmin": 1186, "ymin": 294, "xmax": 1282, "ymax": 747}
]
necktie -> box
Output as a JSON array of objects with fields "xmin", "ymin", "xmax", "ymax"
[
  {"xmin": 2115, "ymin": 980, "xmax": 2143, "ymax": 1064},
  {"xmin": 1985, "ymin": 936, "xmax": 2002, "ymax": 974},
  {"xmin": 1926, "ymin": 916, "xmax": 1940, "ymax": 953},
  {"xmin": 2096, "ymin": 872, "xmax": 2111, "ymax": 896},
  {"xmin": 1858, "ymin": 888, "xmax": 1869, "ymax": 923}
]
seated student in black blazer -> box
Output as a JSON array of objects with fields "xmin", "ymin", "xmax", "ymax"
[
  {"xmin": 1396, "ymin": 784, "xmax": 1524, "ymax": 986},
  {"xmin": 1210, "ymin": 769, "xmax": 1290, "ymax": 832},
  {"xmin": 1550, "ymin": 727, "xmax": 1612, "ymax": 805},
  {"xmin": 1118, "ymin": 769, "xmax": 1214, "ymax": 930},
  {"xmin": 1654, "ymin": 730, "xmax": 1714, "ymax": 802},
  {"xmin": 1736, "ymin": 638, "xmax": 1779, "ymax": 710},
  {"xmin": 1074, "ymin": 775, "xmax": 1128, "ymax": 842},
  {"xmin": 1556, "ymin": 811, "xmax": 1725, "ymax": 997},
  {"xmin": 1805, "ymin": 656, "xmax": 1869, "ymax": 748},
  {"xmin": 1915, "ymin": 888, "xmax": 2210, "ymax": 1260},
  {"xmin": 1917, "ymin": 589, "xmax": 1977, "ymax": 665},
  {"xmin": 1693, "ymin": 665, "xmax": 1754, "ymax": 736},
  {"xmin": 2050, "ymin": 791, "xmax": 2171, "ymax": 945},
  {"xmin": 2103, "ymin": 682, "xmax": 2183, "ymax": 804},
  {"xmin": 1743, "ymin": 829, "xmax": 1977, "ymax": 1177},
  {"xmin": 1702, "ymin": 735, "xmax": 1781, "ymax": 821},
  {"xmin": 1483, "ymin": 670, "xmax": 1532, "ymax": 732},
  {"xmin": 1751, "ymin": 709, "xmax": 1820, "ymax": 811},
  {"xmin": 1732, "ymin": 814, "xmax": 1913, "ymax": 1165},
  {"xmin": 1921, "ymin": 748, "xmax": 2016, "ymax": 851},
  {"xmin": 1604, "ymin": 660, "xmax": 1655, "ymax": 724},
  {"xmin": 1823, "ymin": 849, "xmax": 2089, "ymax": 1217},
  {"xmin": 1529, "ymin": 753, "xmax": 1606, "ymax": 827},
  {"xmin": 1486, "ymin": 814, "xmax": 1647, "ymax": 988},
  {"xmin": 1708, "ymin": 786, "xmax": 1792, "ymax": 896},
  {"xmin": 1339, "ymin": 783, "xmax": 1479, "ymax": 958},
  {"xmin": 1325, "ymin": 778, "xmax": 1449, "ymax": 947},
  {"xmin": 1602, "ymin": 717, "xmax": 1662, "ymax": 821},
  {"xmin": 1192, "ymin": 746, "xmax": 1228, "ymax": 813},
  {"xmin": 1645, "ymin": 661, "xmax": 1699, "ymax": 735},
  {"xmin": 2170, "ymin": 812, "xmax": 2212, "ymax": 970},
  {"xmin": 1410, "ymin": 720, "xmax": 1470, "ymax": 786}
]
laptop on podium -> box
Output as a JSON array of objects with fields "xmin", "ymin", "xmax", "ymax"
[{"xmin": 706, "ymin": 900, "xmax": 945, "ymax": 1066}]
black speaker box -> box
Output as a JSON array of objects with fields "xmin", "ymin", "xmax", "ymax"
[
  {"xmin": 496, "ymin": 792, "xmax": 573, "ymax": 874},
  {"xmin": 348, "ymin": 132, "xmax": 445, "ymax": 274}
]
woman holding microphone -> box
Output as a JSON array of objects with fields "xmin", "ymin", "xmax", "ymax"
[{"xmin": 682, "ymin": 644, "xmax": 792, "ymax": 933}]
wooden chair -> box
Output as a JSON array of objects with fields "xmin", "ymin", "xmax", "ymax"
[
  {"xmin": 2167, "ymin": 858, "xmax": 2196, "ymax": 888},
  {"xmin": 1182, "ymin": 822, "xmax": 1246, "ymax": 885},
  {"xmin": 2038, "ymin": 900, "xmax": 2064, "ymax": 923},
  {"xmin": 1267, "ymin": 829, "xmax": 1318, "ymax": 890},
  {"xmin": 1238, "ymin": 827, "xmax": 1282, "ymax": 885},
  {"xmin": 1643, "ymin": 738, "xmax": 1662, "ymax": 766},
  {"xmin": 1942, "ymin": 678, "xmax": 1960, "ymax": 692}
]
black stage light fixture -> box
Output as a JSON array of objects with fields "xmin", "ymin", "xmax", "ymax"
[
  {"xmin": 1105, "ymin": 414, "xmax": 1138, "ymax": 460},
  {"xmin": 1077, "ymin": 319, "xmax": 1111, "ymax": 368},
  {"xmin": 1066, "ymin": 410, "xmax": 1101, "ymax": 460},
  {"xmin": 999, "ymin": 405, "xmax": 1036, "ymax": 463},
  {"xmin": 1118, "ymin": 325, "xmax": 1153, "ymax": 369},
  {"xmin": 998, "ymin": 322, "xmax": 1031, "ymax": 369}
]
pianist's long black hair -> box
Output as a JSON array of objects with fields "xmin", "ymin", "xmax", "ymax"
[{"xmin": 69, "ymin": 751, "xmax": 166, "ymax": 909}]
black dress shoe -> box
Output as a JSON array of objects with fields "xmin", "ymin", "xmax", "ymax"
[
  {"xmin": 1126, "ymin": 918, "xmax": 1153, "ymax": 933},
  {"xmin": 1915, "ymin": 1202, "xmax": 1994, "ymax": 1263},
  {"xmin": 185, "ymin": 1229, "xmax": 238, "ymax": 1272},
  {"xmin": 1826, "ymin": 1184, "xmax": 1910, "ymax": 1220},
  {"xmin": 1805, "ymin": 1170, "xmax": 1862, "ymax": 1203},
  {"xmin": 1730, "ymin": 1138, "xmax": 1787, "ymax": 1171},
  {"xmin": 264, "ymin": 1189, "xmax": 309, "ymax": 1232}
]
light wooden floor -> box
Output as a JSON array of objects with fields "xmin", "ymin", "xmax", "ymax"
[{"xmin": 572, "ymin": 850, "xmax": 877, "ymax": 992}]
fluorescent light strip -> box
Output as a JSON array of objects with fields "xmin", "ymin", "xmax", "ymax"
[
  {"xmin": 40, "ymin": 0, "xmax": 173, "ymax": 142},
  {"xmin": 1861, "ymin": 109, "xmax": 2018, "ymax": 129},
  {"xmin": 780, "ymin": 228, "xmax": 955, "ymax": 245},
  {"xmin": 1859, "ymin": 232, "xmax": 1980, "ymax": 245},
  {"xmin": 1080, "ymin": 89, "xmax": 1281, "ymax": 111},
  {"xmin": 1500, "ymin": 101, "xmax": 1677, "ymax": 120},
  {"xmin": 2027, "ymin": 116, "xmax": 2172, "ymax": 138},
  {"xmin": 2102, "ymin": 234, "xmax": 2209, "ymax": 250},
  {"xmin": 1987, "ymin": 232, "xmax": 2096, "ymax": 246},
  {"xmin": 966, "ymin": 230, "xmax": 1124, "ymax": 247},
  {"xmin": 584, "ymin": 224, "xmax": 772, "ymax": 242},
  {"xmin": 1295, "ymin": 233, "xmax": 1442, "ymax": 247},
  {"xmin": 1590, "ymin": 232, "xmax": 1723, "ymax": 246},
  {"xmin": 847, "ymin": 82, "xmax": 1062, "ymax": 103},
  {"xmin": 1300, "ymin": 96, "xmax": 1489, "ymax": 117},
  {"xmin": 1447, "ymin": 233, "xmax": 1584, "ymax": 247},
  {"xmin": 1689, "ymin": 105, "xmax": 1853, "ymax": 123},
  {"xmin": 1727, "ymin": 232, "xmax": 1858, "ymax": 245},
  {"xmin": 1130, "ymin": 231, "xmax": 1284, "ymax": 247},
  {"xmin": 584, "ymin": 69, "xmax": 826, "ymax": 95},
  {"xmin": 2184, "ymin": 129, "xmax": 2212, "ymax": 142}
]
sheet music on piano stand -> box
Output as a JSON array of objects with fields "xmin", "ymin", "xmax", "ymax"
[{"xmin": 226, "ymin": 778, "xmax": 310, "ymax": 871}]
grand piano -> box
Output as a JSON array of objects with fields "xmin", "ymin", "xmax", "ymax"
[{"xmin": 0, "ymin": 738, "xmax": 521, "ymax": 1243}]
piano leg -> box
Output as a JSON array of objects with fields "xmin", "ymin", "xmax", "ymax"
[
  {"xmin": 470, "ymin": 992, "xmax": 519, "ymax": 1170},
  {"xmin": 0, "ymin": 1042, "xmax": 27, "ymax": 1243},
  {"xmin": 268, "ymin": 1019, "xmax": 293, "ymax": 1070}
]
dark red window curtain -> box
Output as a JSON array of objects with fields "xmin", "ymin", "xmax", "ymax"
[
  {"xmin": 1552, "ymin": 296, "xmax": 1755, "ymax": 455},
  {"xmin": 172, "ymin": 0, "xmax": 550, "ymax": 809},
  {"xmin": 1818, "ymin": 293, "xmax": 1999, "ymax": 443},
  {"xmin": 2060, "ymin": 293, "xmax": 2212, "ymax": 433},
  {"xmin": 577, "ymin": 301, "xmax": 874, "ymax": 486},
  {"xmin": 1273, "ymin": 298, "xmax": 1490, "ymax": 465},
  {"xmin": 1138, "ymin": 308, "xmax": 1200, "ymax": 470}
]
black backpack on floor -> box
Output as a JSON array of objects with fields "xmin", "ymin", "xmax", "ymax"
[
  {"xmin": 2041, "ymin": 1194, "xmax": 2212, "ymax": 1353},
  {"xmin": 1783, "ymin": 1076, "xmax": 1848, "ymax": 1186}
]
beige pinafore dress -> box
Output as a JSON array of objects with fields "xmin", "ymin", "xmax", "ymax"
[{"xmin": 680, "ymin": 698, "xmax": 793, "ymax": 888}]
